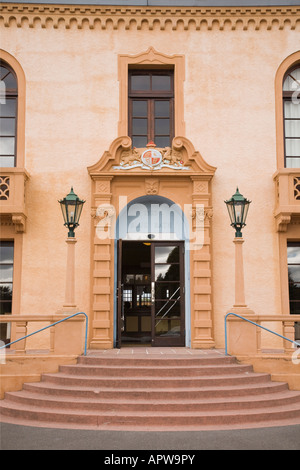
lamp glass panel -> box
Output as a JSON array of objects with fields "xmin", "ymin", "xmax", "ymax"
[{"xmin": 226, "ymin": 203, "xmax": 235, "ymax": 225}]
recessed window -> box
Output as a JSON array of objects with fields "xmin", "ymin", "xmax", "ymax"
[
  {"xmin": 0, "ymin": 241, "xmax": 14, "ymax": 344},
  {"xmin": 287, "ymin": 242, "xmax": 300, "ymax": 314},
  {"xmin": 283, "ymin": 66, "xmax": 300, "ymax": 168},
  {"xmin": 128, "ymin": 70, "xmax": 174, "ymax": 148},
  {"xmin": 0, "ymin": 61, "xmax": 18, "ymax": 168}
]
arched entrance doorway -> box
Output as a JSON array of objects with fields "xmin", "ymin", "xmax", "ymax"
[
  {"xmin": 88, "ymin": 136, "xmax": 216, "ymax": 350},
  {"xmin": 114, "ymin": 195, "xmax": 191, "ymax": 347}
]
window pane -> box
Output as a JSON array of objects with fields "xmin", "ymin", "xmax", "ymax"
[
  {"xmin": 0, "ymin": 245, "xmax": 14, "ymax": 263},
  {"xmin": 0, "ymin": 66, "xmax": 9, "ymax": 81},
  {"xmin": 2, "ymin": 72, "xmax": 17, "ymax": 90},
  {"xmin": 155, "ymin": 301, "xmax": 180, "ymax": 336},
  {"xmin": 289, "ymin": 284, "xmax": 300, "ymax": 301},
  {"xmin": 289, "ymin": 266, "xmax": 300, "ymax": 283},
  {"xmin": 283, "ymin": 68, "xmax": 300, "ymax": 92},
  {"xmin": 284, "ymin": 101, "xmax": 300, "ymax": 119},
  {"xmin": 155, "ymin": 246, "xmax": 179, "ymax": 264},
  {"xmin": 287, "ymin": 246, "xmax": 300, "ymax": 263},
  {"xmin": 132, "ymin": 118, "xmax": 148, "ymax": 135},
  {"xmin": 155, "ymin": 264, "xmax": 180, "ymax": 282},
  {"xmin": 0, "ymin": 301, "xmax": 12, "ymax": 315},
  {"xmin": 132, "ymin": 136, "xmax": 148, "ymax": 148},
  {"xmin": 0, "ymin": 284, "xmax": 13, "ymax": 300},
  {"xmin": 0, "ymin": 99, "xmax": 16, "ymax": 118},
  {"xmin": 131, "ymin": 75, "xmax": 150, "ymax": 91},
  {"xmin": 152, "ymin": 75, "xmax": 171, "ymax": 91},
  {"xmin": 0, "ymin": 137, "xmax": 15, "ymax": 155},
  {"xmin": 285, "ymin": 139, "xmax": 300, "ymax": 157},
  {"xmin": 290, "ymin": 302, "xmax": 300, "ymax": 314},
  {"xmin": 0, "ymin": 156, "xmax": 14, "ymax": 167},
  {"xmin": 287, "ymin": 243, "xmax": 300, "ymax": 315},
  {"xmin": 0, "ymin": 118, "xmax": 15, "ymax": 136},
  {"xmin": 155, "ymin": 118, "xmax": 170, "ymax": 135},
  {"xmin": 0, "ymin": 265, "xmax": 13, "ymax": 282},
  {"xmin": 132, "ymin": 101, "xmax": 147, "ymax": 117},
  {"xmin": 155, "ymin": 283, "xmax": 180, "ymax": 300},
  {"xmin": 285, "ymin": 120, "xmax": 300, "ymax": 138},
  {"xmin": 155, "ymin": 136, "xmax": 171, "ymax": 148},
  {"xmin": 155, "ymin": 101, "xmax": 170, "ymax": 117}
]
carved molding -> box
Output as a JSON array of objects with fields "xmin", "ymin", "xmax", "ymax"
[
  {"xmin": 273, "ymin": 169, "xmax": 300, "ymax": 232},
  {"xmin": 88, "ymin": 135, "xmax": 217, "ymax": 176},
  {"xmin": 12, "ymin": 213, "xmax": 26, "ymax": 233},
  {"xmin": 91, "ymin": 204, "xmax": 115, "ymax": 222},
  {"xmin": 145, "ymin": 178, "xmax": 159, "ymax": 195},
  {"xmin": 191, "ymin": 206, "xmax": 213, "ymax": 223},
  {"xmin": 275, "ymin": 213, "xmax": 291, "ymax": 232},
  {"xmin": 0, "ymin": 4, "xmax": 299, "ymax": 31}
]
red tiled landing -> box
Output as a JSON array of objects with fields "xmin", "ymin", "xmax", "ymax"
[{"xmin": 1, "ymin": 348, "xmax": 300, "ymax": 431}]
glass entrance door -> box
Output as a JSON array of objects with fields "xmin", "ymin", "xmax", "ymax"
[
  {"xmin": 117, "ymin": 240, "xmax": 185, "ymax": 347},
  {"xmin": 151, "ymin": 242, "xmax": 185, "ymax": 346}
]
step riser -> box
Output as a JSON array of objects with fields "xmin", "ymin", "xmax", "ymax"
[
  {"xmin": 59, "ymin": 365, "xmax": 254, "ymax": 377},
  {"xmin": 77, "ymin": 357, "xmax": 238, "ymax": 367},
  {"xmin": 1, "ymin": 406, "xmax": 300, "ymax": 428},
  {"xmin": 41, "ymin": 374, "xmax": 271, "ymax": 388},
  {"xmin": 22, "ymin": 382, "xmax": 289, "ymax": 399},
  {"xmin": 5, "ymin": 394, "xmax": 300, "ymax": 412}
]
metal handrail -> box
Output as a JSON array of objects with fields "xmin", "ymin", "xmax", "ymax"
[
  {"xmin": 224, "ymin": 312, "xmax": 300, "ymax": 356},
  {"xmin": 0, "ymin": 312, "xmax": 88, "ymax": 356}
]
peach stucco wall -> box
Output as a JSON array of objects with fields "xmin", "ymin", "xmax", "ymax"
[{"xmin": 1, "ymin": 6, "xmax": 299, "ymax": 348}]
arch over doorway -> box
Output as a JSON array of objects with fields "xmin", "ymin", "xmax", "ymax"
[
  {"xmin": 114, "ymin": 194, "xmax": 191, "ymax": 347},
  {"xmin": 88, "ymin": 135, "xmax": 216, "ymax": 349}
]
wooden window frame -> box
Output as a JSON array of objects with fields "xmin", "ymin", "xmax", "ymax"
[
  {"xmin": 287, "ymin": 241, "xmax": 300, "ymax": 315},
  {"xmin": 0, "ymin": 60, "xmax": 18, "ymax": 168},
  {"xmin": 275, "ymin": 52, "xmax": 300, "ymax": 169},
  {"xmin": 118, "ymin": 48, "xmax": 185, "ymax": 139},
  {"xmin": 282, "ymin": 64, "xmax": 300, "ymax": 168},
  {"xmin": 128, "ymin": 69, "xmax": 174, "ymax": 147},
  {"xmin": 0, "ymin": 50, "xmax": 26, "ymax": 169}
]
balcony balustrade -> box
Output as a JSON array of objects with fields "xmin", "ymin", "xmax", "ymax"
[{"xmin": 0, "ymin": 168, "xmax": 30, "ymax": 232}]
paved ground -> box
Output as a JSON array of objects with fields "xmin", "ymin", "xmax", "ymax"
[{"xmin": 1, "ymin": 422, "xmax": 300, "ymax": 450}]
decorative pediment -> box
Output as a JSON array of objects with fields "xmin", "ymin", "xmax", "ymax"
[{"xmin": 88, "ymin": 136, "xmax": 216, "ymax": 178}]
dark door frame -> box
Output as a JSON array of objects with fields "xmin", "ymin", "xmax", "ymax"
[{"xmin": 116, "ymin": 239, "xmax": 185, "ymax": 347}]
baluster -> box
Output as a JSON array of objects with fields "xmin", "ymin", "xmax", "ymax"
[
  {"xmin": 13, "ymin": 321, "xmax": 27, "ymax": 354},
  {"xmin": 283, "ymin": 320, "xmax": 295, "ymax": 353},
  {"xmin": 256, "ymin": 320, "xmax": 262, "ymax": 354},
  {"xmin": 49, "ymin": 324, "xmax": 55, "ymax": 353}
]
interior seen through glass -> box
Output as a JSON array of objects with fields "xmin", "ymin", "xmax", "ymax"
[{"xmin": 121, "ymin": 242, "xmax": 182, "ymax": 345}]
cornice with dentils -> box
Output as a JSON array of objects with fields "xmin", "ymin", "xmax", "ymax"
[{"xmin": 0, "ymin": 3, "xmax": 299, "ymax": 30}]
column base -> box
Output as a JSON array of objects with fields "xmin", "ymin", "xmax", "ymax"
[
  {"xmin": 56, "ymin": 306, "xmax": 80, "ymax": 316},
  {"xmin": 90, "ymin": 340, "xmax": 113, "ymax": 349},
  {"xmin": 227, "ymin": 306, "xmax": 255, "ymax": 316},
  {"xmin": 226, "ymin": 307, "xmax": 257, "ymax": 355}
]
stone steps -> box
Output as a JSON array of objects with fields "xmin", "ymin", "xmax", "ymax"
[{"xmin": 1, "ymin": 351, "xmax": 300, "ymax": 430}]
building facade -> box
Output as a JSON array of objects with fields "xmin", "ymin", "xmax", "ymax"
[{"xmin": 0, "ymin": 0, "xmax": 300, "ymax": 351}]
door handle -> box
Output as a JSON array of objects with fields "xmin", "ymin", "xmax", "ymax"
[{"xmin": 151, "ymin": 282, "xmax": 155, "ymax": 303}]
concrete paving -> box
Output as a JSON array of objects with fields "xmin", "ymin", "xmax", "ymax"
[{"xmin": 1, "ymin": 422, "xmax": 300, "ymax": 450}]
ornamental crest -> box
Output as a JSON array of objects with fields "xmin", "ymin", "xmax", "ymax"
[
  {"xmin": 141, "ymin": 148, "xmax": 162, "ymax": 168},
  {"xmin": 113, "ymin": 141, "xmax": 190, "ymax": 171}
]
